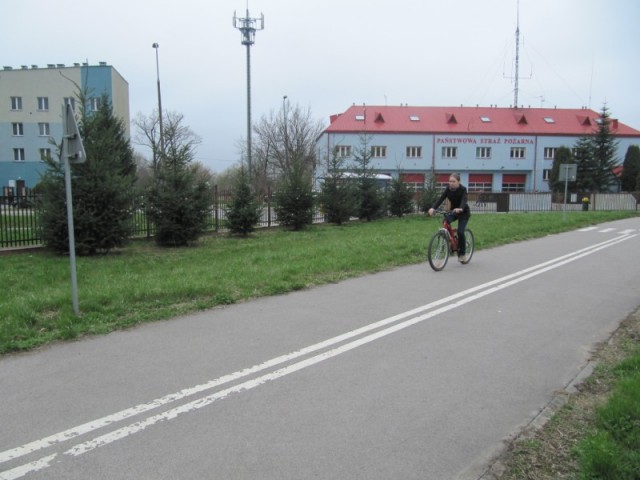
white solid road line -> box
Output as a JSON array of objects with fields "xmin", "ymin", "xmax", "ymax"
[{"xmin": 1, "ymin": 233, "xmax": 636, "ymax": 479}]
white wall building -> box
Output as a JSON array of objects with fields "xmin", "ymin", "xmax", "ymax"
[{"xmin": 317, "ymin": 105, "xmax": 640, "ymax": 193}]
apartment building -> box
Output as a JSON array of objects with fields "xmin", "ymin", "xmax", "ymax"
[{"xmin": 1, "ymin": 62, "xmax": 129, "ymax": 195}]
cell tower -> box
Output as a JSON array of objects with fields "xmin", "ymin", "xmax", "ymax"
[{"xmin": 233, "ymin": 8, "xmax": 264, "ymax": 176}]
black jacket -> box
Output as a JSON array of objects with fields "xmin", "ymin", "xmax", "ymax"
[{"xmin": 432, "ymin": 185, "xmax": 471, "ymax": 218}]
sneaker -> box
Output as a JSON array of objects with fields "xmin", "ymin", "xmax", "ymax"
[{"xmin": 458, "ymin": 254, "xmax": 466, "ymax": 263}]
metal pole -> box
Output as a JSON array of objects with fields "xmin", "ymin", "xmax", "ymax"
[
  {"xmin": 563, "ymin": 165, "xmax": 568, "ymax": 221},
  {"xmin": 246, "ymin": 43, "xmax": 252, "ymax": 177},
  {"xmin": 63, "ymin": 153, "xmax": 80, "ymax": 315},
  {"xmin": 283, "ymin": 95, "xmax": 288, "ymax": 167},
  {"xmin": 152, "ymin": 43, "xmax": 165, "ymax": 162}
]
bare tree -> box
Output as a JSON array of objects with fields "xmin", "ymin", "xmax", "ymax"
[
  {"xmin": 133, "ymin": 110, "xmax": 202, "ymax": 172},
  {"xmin": 252, "ymin": 102, "xmax": 324, "ymax": 187}
]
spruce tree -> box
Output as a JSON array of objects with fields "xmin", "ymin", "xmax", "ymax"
[
  {"xmin": 225, "ymin": 168, "xmax": 262, "ymax": 236},
  {"xmin": 352, "ymin": 136, "xmax": 385, "ymax": 221},
  {"xmin": 573, "ymin": 136, "xmax": 598, "ymax": 193},
  {"xmin": 39, "ymin": 93, "xmax": 136, "ymax": 255},
  {"xmin": 419, "ymin": 173, "xmax": 439, "ymax": 213},
  {"xmin": 548, "ymin": 146, "xmax": 575, "ymax": 193},
  {"xmin": 318, "ymin": 148, "xmax": 358, "ymax": 225},
  {"xmin": 621, "ymin": 145, "xmax": 640, "ymax": 192},
  {"xmin": 274, "ymin": 157, "xmax": 315, "ymax": 231},
  {"xmin": 388, "ymin": 176, "xmax": 414, "ymax": 217},
  {"xmin": 146, "ymin": 111, "xmax": 210, "ymax": 247},
  {"xmin": 590, "ymin": 104, "xmax": 619, "ymax": 192}
]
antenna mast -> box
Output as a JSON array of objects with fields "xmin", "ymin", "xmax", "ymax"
[
  {"xmin": 233, "ymin": 7, "xmax": 264, "ymax": 177},
  {"xmin": 514, "ymin": 0, "xmax": 520, "ymax": 108}
]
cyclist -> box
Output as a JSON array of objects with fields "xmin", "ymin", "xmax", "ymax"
[{"xmin": 428, "ymin": 173, "xmax": 471, "ymax": 262}]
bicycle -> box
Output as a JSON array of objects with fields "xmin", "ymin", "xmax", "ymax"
[{"xmin": 427, "ymin": 210, "xmax": 474, "ymax": 271}]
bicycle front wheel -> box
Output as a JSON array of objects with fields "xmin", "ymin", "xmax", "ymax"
[
  {"xmin": 428, "ymin": 231, "xmax": 449, "ymax": 271},
  {"xmin": 460, "ymin": 229, "xmax": 474, "ymax": 264}
]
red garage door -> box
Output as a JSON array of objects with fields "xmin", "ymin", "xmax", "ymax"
[
  {"xmin": 468, "ymin": 173, "xmax": 493, "ymax": 192},
  {"xmin": 502, "ymin": 174, "xmax": 526, "ymax": 192},
  {"xmin": 401, "ymin": 173, "xmax": 425, "ymax": 183}
]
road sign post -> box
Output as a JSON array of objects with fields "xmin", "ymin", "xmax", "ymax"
[
  {"xmin": 559, "ymin": 164, "xmax": 577, "ymax": 221},
  {"xmin": 61, "ymin": 103, "xmax": 86, "ymax": 315}
]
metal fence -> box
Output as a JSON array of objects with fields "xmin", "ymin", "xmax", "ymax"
[
  {"xmin": 0, "ymin": 189, "xmax": 328, "ymax": 249},
  {"xmin": 1, "ymin": 190, "xmax": 638, "ymax": 250},
  {"xmin": 467, "ymin": 192, "xmax": 639, "ymax": 214}
]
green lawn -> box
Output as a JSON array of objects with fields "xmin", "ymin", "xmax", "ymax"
[{"xmin": 1, "ymin": 210, "xmax": 637, "ymax": 354}]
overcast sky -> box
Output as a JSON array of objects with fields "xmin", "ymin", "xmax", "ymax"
[{"xmin": 3, "ymin": 0, "xmax": 639, "ymax": 173}]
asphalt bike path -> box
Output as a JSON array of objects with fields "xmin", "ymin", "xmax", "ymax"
[{"xmin": 1, "ymin": 217, "xmax": 639, "ymax": 479}]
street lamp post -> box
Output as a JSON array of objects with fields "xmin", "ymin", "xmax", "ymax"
[
  {"xmin": 152, "ymin": 43, "xmax": 165, "ymax": 162},
  {"xmin": 283, "ymin": 95, "xmax": 288, "ymax": 166}
]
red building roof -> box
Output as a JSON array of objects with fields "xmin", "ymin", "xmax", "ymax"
[{"xmin": 324, "ymin": 105, "xmax": 640, "ymax": 137}]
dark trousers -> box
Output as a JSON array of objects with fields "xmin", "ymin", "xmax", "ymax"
[{"xmin": 445, "ymin": 213, "xmax": 469, "ymax": 256}]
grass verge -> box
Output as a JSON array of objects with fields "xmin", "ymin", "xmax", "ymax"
[{"xmin": 1, "ymin": 210, "xmax": 637, "ymax": 355}]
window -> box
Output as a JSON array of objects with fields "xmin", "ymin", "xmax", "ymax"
[
  {"xmin": 476, "ymin": 147, "xmax": 491, "ymax": 159},
  {"xmin": 64, "ymin": 97, "xmax": 76, "ymax": 111},
  {"xmin": 543, "ymin": 117, "xmax": 555, "ymax": 124},
  {"xmin": 91, "ymin": 97, "xmax": 100, "ymax": 111},
  {"xmin": 11, "ymin": 96, "xmax": 23, "ymax": 110},
  {"xmin": 406, "ymin": 146, "xmax": 422, "ymax": 158},
  {"xmin": 409, "ymin": 115, "xmax": 420, "ymax": 121},
  {"xmin": 14, "ymin": 148, "xmax": 26, "ymax": 161},
  {"xmin": 12, "ymin": 123, "xmax": 24, "ymax": 136},
  {"xmin": 480, "ymin": 116, "xmax": 491, "ymax": 123},
  {"xmin": 371, "ymin": 146, "xmax": 387, "ymax": 158},
  {"xmin": 502, "ymin": 182, "xmax": 525, "ymax": 193},
  {"xmin": 468, "ymin": 181, "xmax": 492, "ymax": 192},
  {"xmin": 38, "ymin": 123, "xmax": 50, "ymax": 136},
  {"xmin": 543, "ymin": 169, "xmax": 551, "ymax": 181},
  {"xmin": 355, "ymin": 114, "xmax": 365, "ymax": 121},
  {"xmin": 40, "ymin": 148, "xmax": 52, "ymax": 161},
  {"xmin": 510, "ymin": 147, "xmax": 526, "ymax": 159},
  {"xmin": 442, "ymin": 146, "xmax": 457, "ymax": 159},
  {"xmin": 336, "ymin": 145, "xmax": 351, "ymax": 158},
  {"xmin": 543, "ymin": 147, "xmax": 556, "ymax": 160},
  {"xmin": 37, "ymin": 96, "xmax": 49, "ymax": 111}
]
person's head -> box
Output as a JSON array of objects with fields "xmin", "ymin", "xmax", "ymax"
[{"xmin": 449, "ymin": 173, "xmax": 461, "ymax": 189}]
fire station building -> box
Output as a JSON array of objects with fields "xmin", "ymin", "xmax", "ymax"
[{"xmin": 316, "ymin": 105, "xmax": 640, "ymax": 192}]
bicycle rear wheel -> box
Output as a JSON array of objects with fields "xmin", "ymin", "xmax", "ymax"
[
  {"xmin": 428, "ymin": 231, "xmax": 449, "ymax": 271},
  {"xmin": 460, "ymin": 229, "xmax": 474, "ymax": 264}
]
